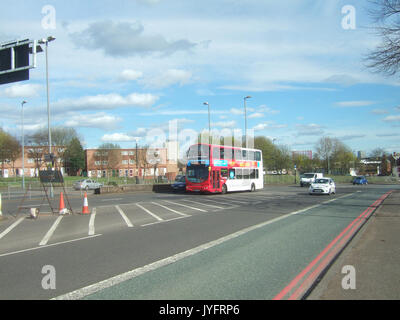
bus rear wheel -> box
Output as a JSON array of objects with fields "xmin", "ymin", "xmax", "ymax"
[{"xmin": 250, "ymin": 183, "xmax": 256, "ymax": 192}]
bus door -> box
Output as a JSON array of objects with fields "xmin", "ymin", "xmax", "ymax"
[{"xmin": 212, "ymin": 169, "xmax": 221, "ymax": 191}]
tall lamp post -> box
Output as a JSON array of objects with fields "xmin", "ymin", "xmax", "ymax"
[
  {"xmin": 21, "ymin": 101, "xmax": 27, "ymax": 189},
  {"xmin": 38, "ymin": 36, "xmax": 56, "ymax": 157},
  {"xmin": 38, "ymin": 36, "xmax": 55, "ymax": 197},
  {"xmin": 243, "ymin": 96, "xmax": 251, "ymax": 148},
  {"xmin": 203, "ymin": 102, "xmax": 211, "ymax": 143}
]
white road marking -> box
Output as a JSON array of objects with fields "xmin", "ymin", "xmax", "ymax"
[
  {"xmin": 141, "ymin": 216, "xmax": 188, "ymax": 227},
  {"xmin": 115, "ymin": 205, "xmax": 133, "ymax": 227},
  {"xmin": 195, "ymin": 198, "xmax": 238, "ymax": 208},
  {"xmin": 54, "ymin": 194, "xmax": 356, "ymax": 300},
  {"xmin": 181, "ymin": 199, "xmax": 224, "ymax": 209},
  {"xmin": 101, "ymin": 198, "xmax": 123, "ymax": 202},
  {"xmin": 88, "ymin": 208, "xmax": 96, "ymax": 236},
  {"xmin": 136, "ymin": 203, "xmax": 164, "ymax": 221},
  {"xmin": 0, "ymin": 217, "xmax": 25, "ymax": 240},
  {"xmin": 0, "ymin": 234, "xmax": 101, "ymax": 258},
  {"xmin": 151, "ymin": 202, "xmax": 190, "ymax": 217},
  {"xmin": 39, "ymin": 216, "xmax": 63, "ymax": 246},
  {"xmin": 162, "ymin": 200, "xmax": 208, "ymax": 212}
]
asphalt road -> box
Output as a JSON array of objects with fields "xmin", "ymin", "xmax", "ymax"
[{"xmin": 0, "ymin": 184, "xmax": 397, "ymax": 300}]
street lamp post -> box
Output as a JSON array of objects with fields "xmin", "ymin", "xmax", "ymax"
[
  {"xmin": 244, "ymin": 96, "xmax": 251, "ymax": 148},
  {"xmin": 21, "ymin": 101, "xmax": 27, "ymax": 189},
  {"xmin": 38, "ymin": 36, "xmax": 56, "ymax": 157},
  {"xmin": 203, "ymin": 102, "xmax": 211, "ymax": 143},
  {"xmin": 38, "ymin": 36, "xmax": 55, "ymax": 197}
]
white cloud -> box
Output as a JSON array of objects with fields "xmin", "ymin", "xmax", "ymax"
[
  {"xmin": 101, "ymin": 133, "xmax": 140, "ymax": 142},
  {"xmin": 71, "ymin": 20, "xmax": 196, "ymax": 57},
  {"xmin": 383, "ymin": 115, "xmax": 400, "ymax": 122},
  {"xmin": 296, "ymin": 123, "xmax": 325, "ymax": 136},
  {"xmin": 53, "ymin": 92, "xmax": 158, "ymax": 112},
  {"xmin": 64, "ymin": 112, "xmax": 122, "ymax": 130},
  {"xmin": 230, "ymin": 108, "xmax": 244, "ymax": 115},
  {"xmin": 118, "ymin": 69, "xmax": 143, "ymax": 81},
  {"xmin": 2, "ymin": 84, "xmax": 42, "ymax": 98},
  {"xmin": 258, "ymin": 105, "xmax": 280, "ymax": 115},
  {"xmin": 371, "ymin": 109, "xmax": 389, "ymax": 115},
  {"xmin": 141, "ymin": 69, "xmax": 192, "ymax": 89},
  {"xmin": 339, "ymin": 134, "xmax": 366, "ymax": 141},
  {"xmin": 376, "ymin": 133, "xmax": 399, "ymax": 137},
  {"xmin": 334, "ymin": 101, "xmax": 377, "ymax": 107},
  {"xmin": 211, "ymin": 120, "xmax": 236, "ymax": 128},
  {"xmin": 248, "ymin": 112, "xmax": 264, "ymax": 119},
  {"xmin": 253, "ymin": 123, "xmax": 268, "ymax": 131}
]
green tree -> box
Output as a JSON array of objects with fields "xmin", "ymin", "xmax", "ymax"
[
  {"xmin": 315, "ymin": 137, "xmax": 356, "ymax": 174},
  {"xmin": 273, "ymin": 145, "xmax": 292, "ymax": 173},
  {"xmin": 0, "ymin": 128, "xmax": 21, "ymax": 177},
  {"xmin": 253, "ymin": 136, "xmax": 279, "ymax": 170},
  {"xmin": 64, "ymin": 137, "xmax": 85, "ymax": 176}
]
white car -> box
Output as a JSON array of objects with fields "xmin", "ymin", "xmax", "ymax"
[
  {"xmin": 300, "ymin": 172, "xmax": 324, "ymax": 187},
  {"xmin": 309, "ymin": 178, "xmax": 336, "ymax": 195},
  {"xmin": 73, "ymin": 179, "xmax": 103, "ymax": 191}
]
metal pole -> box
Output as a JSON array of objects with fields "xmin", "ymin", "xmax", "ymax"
[
  {"xmin": 45, "ymin": 42, "xmax": 51, "ymax": 155},
  {"xmin": 21, "ymin": 101, "xmax": 26, "ymax": 189},
  {"xmin": 244, "ymin": 96, "xmax": 251, "ymax": 148},
  {"xmin": 203, "ymin": 102, "xmax": 211, "ymax": 144},
  {"xmin": 208, "ymin": 103, "xmax": 211, "ymax": 143}
]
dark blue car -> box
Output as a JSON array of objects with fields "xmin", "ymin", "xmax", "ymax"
[
  {"xmin": 353, "ymin": 176, "xmax": 368, "ymax": 185},
  {"xmin": 172, "ymin": 175, "xmax": 186, "ymax": 192}
]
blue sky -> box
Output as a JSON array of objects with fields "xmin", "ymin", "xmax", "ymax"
[{"xmin": 1, "ymin": 0, "xmax": 399, "ymax": 156}]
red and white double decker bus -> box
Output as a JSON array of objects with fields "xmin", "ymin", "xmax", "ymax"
[{"xmin": 185, "ymin": 143, "xmax": 263, "ymax": 194}]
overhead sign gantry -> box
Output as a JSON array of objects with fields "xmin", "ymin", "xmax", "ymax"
[{"xmin": 0, "ymin": 39, "xmax": 43, "ymax": 85}]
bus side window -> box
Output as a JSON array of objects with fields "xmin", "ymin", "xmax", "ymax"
[
  {"xmin": 255, "ymin": 151, "xmax": 261, "ymax": 161},
  {"xmin": 213, "ymin": 147, "xmax": 220, "ymax": 160},
  {"xmin": 225, "ymin": 147, "xmax": 232, "ymax": 160},
  {"xmin": 242, "ymin": 150, "xmax": 247, "ymax": 160},
  {"xmin": 236, "ymin": 168, "xmax": 243, "ymax": 179},
  {"xmin": 229, "ymin": 169, "xmax": 235, "ymax": 179},
  {"xmin": 243, "ymin": 169, "xmax": 250, "ymax": 179},
  {"xmin": 220, "ymin": 148, "xmax": 225, "ymax": 159},
  {"xmin": 250, "ymin": 169, "xmax": 256, "ymax": 179},
  {"xmin": 249, "ymin": 151, "xmax": 254, "ymax": 161},
  {"xmin": 255, "ymin": 169, "xmax": 259, "ymax": 179},
  {"xmin": 221, "ymin": 168, "xmax": 228, "ymax": 178},
  {"xmin": 234, "ymin": 149, "xmax": 242, "ymax": 160}
]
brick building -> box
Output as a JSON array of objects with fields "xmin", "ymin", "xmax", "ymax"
[
  {"xmin": 84, "ymin": 147, "xmax": 179, "ymax": 180},
  {"xmin": 0, "ymin": 145, "xmax": 66, "ymax": 178}
]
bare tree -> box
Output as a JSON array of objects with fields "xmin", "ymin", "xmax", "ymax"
[
  {"xmin": 27, "ymin": 146, "xmax": 46, "ymax": 177},
  {"xmin": 315, "ymin": 137, "xmax": 334, "ymax": 174},
  {"xmin": 96, "ymin": 143, "xmax": 121, "ymax": 180},
  {"xmin": 366, "ymin": 0, "xmax": 400, "ymax": 76}
]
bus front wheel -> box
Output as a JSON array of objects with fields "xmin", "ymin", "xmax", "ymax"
[{"xmin": 222, "ymin": 184, "xmax": 227, "ymax": 194}]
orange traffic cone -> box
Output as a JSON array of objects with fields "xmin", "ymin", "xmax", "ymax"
[
  {"xmin": 82, "ymin": 192, "xmax": 90, "ymax": 214},
  {"xmin": 59, "ymin": 192, "xmax": 68, "ymax": 215}
]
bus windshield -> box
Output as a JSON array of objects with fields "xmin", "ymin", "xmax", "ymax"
[{"xmin": 186, "ymin": 164, "xmax": 209, "ymax": 183}]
